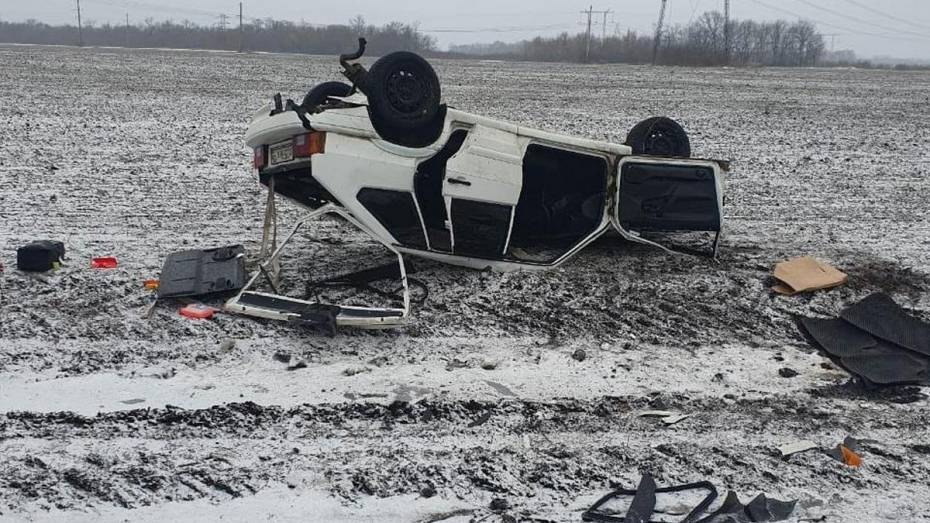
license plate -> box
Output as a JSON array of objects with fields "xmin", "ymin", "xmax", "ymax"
[{"xmin": 269, "ymin": 142, "xmax": 293, "ymax": 165}]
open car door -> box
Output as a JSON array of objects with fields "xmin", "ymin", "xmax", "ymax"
[
  {"xmin": 613, "ymin": 156, "xmax": 724, "ymax": 255},
  {"xmin": 443, "ymin": 124, "xmax": 524, "ymax": 259}
]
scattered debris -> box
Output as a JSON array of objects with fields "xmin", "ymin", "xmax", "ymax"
[
  {"xmin": 778, "ymin": 367, "xmax": 799, "ymax": 378},
  {"xmin": 704, "ymin": 491, "xmax": 798, "ymax": 522},
  {"xmin": 217, "ymin": 339, "xmax": 236, "ymax": 352},
  {"xmin": 16, "ymin": 240, "xmax": 65, "ymax": 272},
  {"xmin": 582, "ymin": 474, "xmax": 717, "ymax": 523},
  {"xmin": 638, "ymin": 410, "xmax": 675, "ymax": 418},
  {"xmin": 480, "ymin": 357, "xmax": 499, "ymax": 370},
  {"xmin": 119, "ymin": 398, "xmax": 146, "ymax": 405},
  {"xmin": 572, "ymin": 348, "xmax": 587, "ymax": 362},
  {"xmin": 662, "ymin": 414, "xmax": 692, "ymax": 426},
  {"xmin": 778, "ymin": 440, "xmax": 818, "ymax": 458},
  {"xmin": 157, "ymin": 245, "xmax": 245, "ymax": 298},
  {"xmin": 489, "ymin": 498, "xmax": 509, "ymax": 512},
  {"xmin": 272, "ymin": 352, "xmax": 291, "ymax": 364},
  {"xmin": 143, "ymin": 279, "xmax": 160, "ymax": 291},
  {"xmin": 467, "ymin": 411, "xmax": 492, "ymax": 428},
  {"xmin": 638, "ymin": 410, "xmax": 691, "ymax": 425},
  {"xmin": 287, "ymin": 359, "xmax": 308, "ymax": 371},
  {"xmin": 798, "ymin": 293, "xmax": 930, "ymax": 386},
  {"xmin": 772, "ymin": 256, "xmax": 846, "ymax": 295},
  {"xmin": 178, "ymin": 303, "xmax": 215, "ymax": 320},
  {"xmin": 342, "ymin": 366, "xmax": 371, "ymax": 376},
  {"xmin": 827, "ymin": 436, "xmax": 862, "ymax": 468},
  {"xmin": 90, "ymin": 256, "xmax": 118, "ymax": 269}
]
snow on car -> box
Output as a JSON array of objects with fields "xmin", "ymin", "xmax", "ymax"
[{"xmin": 226, "ymin": 39, "xmax": 729, "ymax": 329}]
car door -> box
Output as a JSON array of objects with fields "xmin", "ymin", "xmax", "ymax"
[
  {"xmin": 443, "ymin": 124, "xmax": 524, "ymax": 258},
  {"xmin": 613, "ymin": 156, "xmax": 724, "ymax": 253}
]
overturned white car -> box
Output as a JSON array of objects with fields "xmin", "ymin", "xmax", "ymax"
[{"xmin": 226, "ymin": 39, "xmax": 727, "ymax": 330}]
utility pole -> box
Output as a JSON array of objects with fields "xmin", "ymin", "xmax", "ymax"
[
  {"xmin": 652, "ymin": 0, "xmax": 668, "ymax": 65},
  {"xmin": 218, "ymin": 13, "xmax": 229, "ymax": 30},
  {"xmin": 238, "ymin": 2, "xmax": 244, "ymax": 52},
  {"xmin": 724, "ymin": 0, "xmax": 731, "ymax": 65},
  {"xmin": 582, "ymin": 6, "xmax": 593, "ymax": 63},
  {"xmin": 581, "ymin": 6, "xmax": 612, "ymax": 62},
  {"xmin": 601, "ymin": 9, "xmax": 612, "ymax": 41},
  {"xmin": 76, "ymin": 0, "xmax": 84, "ymax": 47},
  {"xmin": 125, "ymin": 13, "xmax": 130, "ymax": 48}
]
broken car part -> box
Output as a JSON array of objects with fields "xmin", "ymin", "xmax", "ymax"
[
  {"xmin": 16, "ymin": 240, "xmax": 65, "ymax": 272},
  {"xmin": 583, "ymin": 475, "xmax": 797, "ymax": 523},
  {"xmin": 582, "ymin": 473, "xmax": 718, "ymax": 523},
  {"xmin": 157, "ymin": 245, "xmax": 246, "ymax": 299},
  {"xmin": 90, "ymin": 256, "xmax": 118, "ymax": 269},
  {"xmin": 696, "ymin": 491, "xmax": 797, "ymax": 523},
  {"xmin": 223, "ymin": 203, "xmax": 410, "ymax": 330},
  {"xmin": 797, "ymin": 293, "xmax": 930, "ymax": 386}
]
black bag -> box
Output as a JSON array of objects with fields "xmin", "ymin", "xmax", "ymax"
[{"xmin": 16, "ymin": 240, "xmax": 66, "ymax": 272}]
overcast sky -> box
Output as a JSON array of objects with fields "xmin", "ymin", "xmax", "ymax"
[{"xmin": 3, "ymin": 0, "xmax": 929, "ymax": 59}]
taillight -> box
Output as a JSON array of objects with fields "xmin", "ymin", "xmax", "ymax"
[
  {"xmin": 293, "ymin": 132, "xmax": 325, "ymax": 158},
  {"xmin": 253, "ymin": 146, "xmax": 266, "ymax": 169}
]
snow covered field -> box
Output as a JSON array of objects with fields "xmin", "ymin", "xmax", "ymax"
[{"xmin": 1, "ymin": 44, "xmax": 930, "ymax": 521}]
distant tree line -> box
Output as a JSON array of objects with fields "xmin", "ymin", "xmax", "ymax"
[
  {"xmin": 0, "ymin": 16, "xmax": 435, "ymax": 55},
  {"xmin": 452, "ymin": 11, "xmax": 829, "ymax": 67}
]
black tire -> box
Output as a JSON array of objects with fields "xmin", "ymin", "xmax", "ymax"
[
  {"xmin": 625, "ymin": 116, "xmax": 691, "ymax": 157},
  {"xmin": 365, "ymin": 51, "xmax": 441, "ymax": 132},
  {"xmin": 301, "ymin": 81, "xmax": 353, "ymax": 109}
]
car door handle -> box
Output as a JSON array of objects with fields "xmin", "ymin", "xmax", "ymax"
[{"xmin": 446, "ymin": 177, "xmax": 472, "ymax": 187}]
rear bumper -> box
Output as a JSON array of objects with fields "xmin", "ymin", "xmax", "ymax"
[{"xmin": 226, "ymin": 291, "xmax": 406, "ymax": 329}]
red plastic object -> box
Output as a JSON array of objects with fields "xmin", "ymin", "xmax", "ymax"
[
  {"xmin": 179, "ymin": 303, "xmax": 215, "ymax": 320},
  {"xmin": 90, "ymin": 257, "xmax": 118, "ymax": 269}
]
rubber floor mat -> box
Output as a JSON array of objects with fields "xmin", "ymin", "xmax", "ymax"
[
  {"xmin": 842, "ymin": 353, "xmax": 929, "ymax": 385},
  {"xmin": 798, "ymin": 316, "xmax": 930, "ymax": 385},
  {"xmin": 798, "ymin": 317, "xmax": 877, "ymax": 358},
  {"xmin": 841, "ymin": 293, "xmax": 930, "ymax": 358}
]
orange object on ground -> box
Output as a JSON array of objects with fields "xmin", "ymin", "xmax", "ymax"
[
  {"xmin": 143, "ymin": 279, "xmax": 160, "ymax": 290},
  {"xmin": 839, "ymin": 445, "xmax": 862, "ymax": 468},
  {"xmin": 179, "ymin": 303, "xmax": 215, "ymax": 320},
  {"xmin": 91, "ymin": 257, "xmax": 118, "ymax": 269}
]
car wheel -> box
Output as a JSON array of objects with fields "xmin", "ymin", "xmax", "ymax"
[
  {"xmin": 625, "ymin": 117, "xmax": 691, "ymax": 157},
  {"xmin": 365, "ymin": 51, "xmax": 441, "ymax": 132},
  {"xmin": 302, "ymin": 81, "xmax": 353, "ymax": 109}
]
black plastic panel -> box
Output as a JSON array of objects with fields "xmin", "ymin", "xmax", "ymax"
[
  {"xmin": 450, "ymin": 199, "xmax": 512, "ymax": 258},
  {"xmin": 618, "ymin": 162, "xmax": 720, "ymax": 232},
  {"xmin": 357, "ymin": 188, "xmax": 427, "ymax": 249},
  {"xmin": 157, "ymin": 245, "xmax": 246, "ymax": 298}
]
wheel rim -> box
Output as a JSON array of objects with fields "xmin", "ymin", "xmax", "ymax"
[
  {"xmin": 385, "ymin": 65, "xmax": 429, "ymax": 115},
  {"xmin": 646, "ymin": 129, "xmax": 676, "ymax": 155}
]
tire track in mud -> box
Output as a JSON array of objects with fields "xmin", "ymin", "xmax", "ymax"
[{"xmin": 2, "ymin": 393, "xmax": 929, "ymax": 517}]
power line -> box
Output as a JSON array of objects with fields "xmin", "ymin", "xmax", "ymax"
[
  {"xmin": 836, "ymin": 0, "xmax": 930, "ymax": 32},
  {"xmin": 746, "ymin": 0, "xmax": 930, "ymax": 42},
  {"xmin": 422, "ymin": 23, "xmax": 572, "ymax": 33},
  {"xmin": 82, "ymin": 0, "xmax": 234, "ymax": 20},
  {"xmin": 792, "ymin": 0, "xmax": 930, "ymax": 39}
]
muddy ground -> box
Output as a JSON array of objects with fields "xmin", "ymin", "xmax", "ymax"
[{"xmin": 1, "ymin": 44, "xmax": 929, "ymax": 522}]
